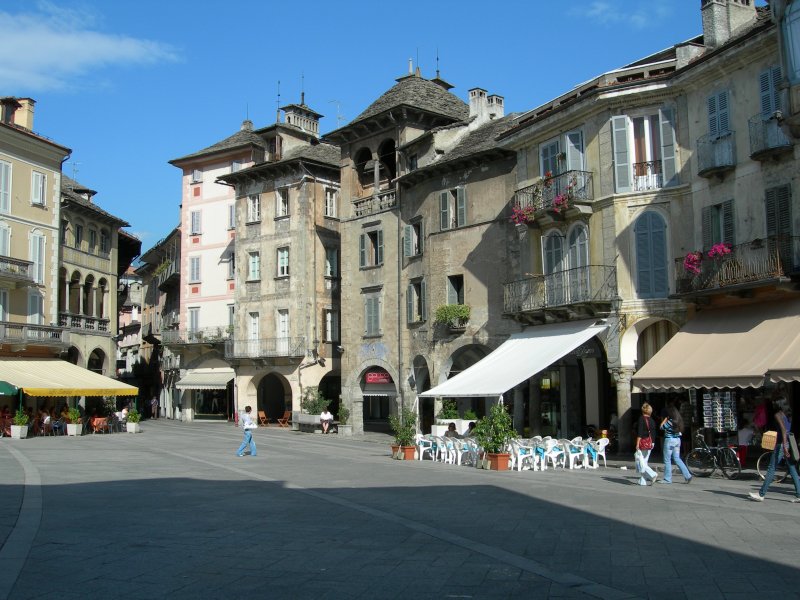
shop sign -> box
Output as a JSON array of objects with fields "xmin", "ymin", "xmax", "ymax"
[{"xmin": 365, "ymin": 370, "xmax": 392, "ymax": 384}]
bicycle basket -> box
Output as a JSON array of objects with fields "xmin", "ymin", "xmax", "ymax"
[{"xmin": 762, "ymin": 430, "xmax": 777, "ymax": 451}]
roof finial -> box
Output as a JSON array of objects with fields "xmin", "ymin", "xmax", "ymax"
[
  {"xmin": 436, "ymin": 48, "xmax": 440, "ymax": 78},
  {"xmin": 301, "ymin": 71, "xmax": 305, "ymax": 106},
  {"xmin": 276, "ymin": 80, "xmax": 281, "ymax": 123},
  {"xmin": 408, "ymin": 57, "xmax": 413, "ymax": 74}
]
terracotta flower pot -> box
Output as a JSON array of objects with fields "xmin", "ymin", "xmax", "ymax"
[
  {"xmin": 487, "ymin": 452, "xmax": 511, "ymax": 471},
  {"xmin": 401, "ymin": 445, "xmax": 417, "ymax": 460},
  {"xmin": 390, "ymin": 444, "xmax": 400, "ymax": 459}
]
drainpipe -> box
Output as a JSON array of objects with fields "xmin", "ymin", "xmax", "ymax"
[{"xmin": 394, "ymin": 132, "xmax": 405, "ymax": 428}]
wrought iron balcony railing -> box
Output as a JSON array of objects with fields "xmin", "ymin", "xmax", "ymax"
[
  {"xmin": 697, "ymin": 132, "xmax": 736, "ymax": 177},
  {"xmin": 156, "ymin": 260, "xmax": 180, "ymax": 290},
  {"xmin": 503, "ymin": 265, "xmax": 617, "ymax": 314},
  {"xmin": 0, "ymin": 321, "xmax": 69, "ymax": 345},
  {"xmin": 748, "ymin": 114, "xmax": 793, "ymax": 160},
  {"xmin": 0, "ymin": 255, "xmax": 34, "ymax": 285},
  {"xmin": 224, "ymin": 336, "xmax": 306, "ymax": 359},
  {"xmin": 352, "ymin": 189, "xmax": 397, "ymax": 217},
  {"xmin": 161, "ymin": 326, "xmax": 233, "ymax": 345},
  {"xmin": 58, "ymin": 313, "xmax": 110, "ymax": 333},
  {"xmin": 675, "ymin": 236, "xmax": 800, "ymax": 295},
  {"xmin": 633, "ymin": 160, "xmax": 663, "ymax": 192},
  {"xmin": 514, "ymin": 170, "xmax": 593, "ymax": 214}
]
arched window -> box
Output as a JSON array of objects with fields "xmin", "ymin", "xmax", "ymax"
[
  {"xmin": 634, "ymin": 211, "xmax": 668, "ymax": 298},
  {"xmin": 566, "ymin": 224, "xmax": 589, "ymax": 301},
  {"xmin": 543, "ymin": 230, "xmax": 565, "ymax": 305}
]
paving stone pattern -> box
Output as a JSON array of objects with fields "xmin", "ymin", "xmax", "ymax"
[{"xmin": 1, "ymin": 422, "xmax": 800, "ymax": 599}]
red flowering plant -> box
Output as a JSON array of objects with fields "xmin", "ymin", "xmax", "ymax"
[
  {"xmin": 683, "ymin": 251, "xmax": 703, "ymax": 275},
  {"xmin": 707, "ymin": 242, "xmax": 732, "ymax": 259},
  {"xmin": 510, "ymin": 204, "xmax": 535, "ymax": 225},
  {"xmin": 552, "ymin": 193, "xmax": 569, "ymax": 213}
]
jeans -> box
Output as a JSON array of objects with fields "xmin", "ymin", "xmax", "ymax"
[
  {"xmin": 759, "ymin": 442, "xmax": 800, "ymax": 497},
  {"xmin": 636, "ymin": 449, "xmax": 657, "ymax": 485},
  {"xmin": 662, "ymin": 437, "xmax": 691, "ymax": 483},
  {"xmin": 236, "ymin": 430, "xmax": 257, "ymax": 456}
]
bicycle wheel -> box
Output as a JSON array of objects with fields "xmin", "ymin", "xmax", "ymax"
[
  {"xmin": 757, "ymin": 451, "xmax": 789, "ymax": 483},
  {"xmin": 687, "ymin": 449, "xmax": 715, "ymax": 477},
  {"xmin": 720, "ymin": 447, "xmax": 742, "ymax": 479}
]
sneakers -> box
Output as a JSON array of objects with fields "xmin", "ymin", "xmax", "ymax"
[
  {"xmin": 749, "ymin": 492, "xmax": 764, "ymax": 502},
  {"xmin": 791, "ymin": 497, "xmax": 800, "ymax": 503},
  {"xmin": 657, "ymin": 479, "xmax": 671, "ymax": 484},
  {"xmin": 236, "ymin": 454, "xmax": 244, "ymax": 457},
  {"xmin": 685, "ymin": 476, "xmax": 693, "ymax": 484},
  {"xmin": 650, "ymin": 474, "xmax": 658, "ymax": 485}
]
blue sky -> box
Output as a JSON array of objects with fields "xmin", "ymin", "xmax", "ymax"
[{"xmin": 0, "ymin": 0, "xmax": 735, "ymax": 249}]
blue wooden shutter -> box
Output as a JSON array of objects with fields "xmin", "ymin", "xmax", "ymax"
[
  {"xmin": 709, "ymin": 91, "xmax": 730, "ymax": 136},
  {"xmin": 722, "ymin": 200, "xmax": 735, "ymax": 245},
  {"xmin": 760, "ymin": 66, "xmax": 782, "ymax": 118},
  {"xmin": 611, "ymin": 116, "xmax": 631, "ymax": 193},
  {"xmin": 456, "ymin": 188, "xmax": 467, "ymax": 227},
  {"xmin": 635, "ymin": 212, "xmax": 668, "ymax": 298},
  {"xmin": 659, "ymin": 108, "xmax": 678, "ymax": 187},
  {"xmin": 403, "ymin": 225, "xmax": 412, "ymax": 257},
  {"xmin": 440, "ymin": 192, "xmax": 450, "ymax": 230}
]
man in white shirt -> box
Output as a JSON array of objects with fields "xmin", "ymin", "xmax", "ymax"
[
  {"xmin": 320, "ymin": 408, "xmax": 334, "ymax": 434},
  {"xmin": 236, "ymin": 406, "xmax": 258, "ymax": 456}
]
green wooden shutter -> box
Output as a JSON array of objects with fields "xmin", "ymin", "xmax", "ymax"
[
  {"xmin": 611, "ymin": 116, "xmax": 631, "ymax": 193},
  {"xmin": 376, "ymin": 230, "xmax": 384, "ymax": 265},
  {"xmin": 406, "ymin": 284, "xmax": 414, "ymax": 323},
  {"xmin": 456, "ymin": 188, "xmax": 467, "ymax": 227},
  {"xmin": 659, "ymin": 108, "xmax": 678, "ymax": 187},
  {"xmin": 420, "ymin": 280, "xmax": 427, "ymax": 321},
  {"xmin": 418, "ymin": 220, "xmax": 424, "ymax": 254},
  {"xmin": 403, "ymin": 225, "xmax": 412, "ymax": 257},
  {"xmin": 440, "ymin": 192, "xmax": 450, "ymax": 230},
  {"xmin": 722, "ymin": 200, "xmax": 735, "ymax": 245},
  {"xmin": 702, "ymin": 206, "xmax": 713, "ymax": 249},
  {"xmin": 447, "ymin": 277, "xmax": 456, "ymax": 305},
  {"xmin": 359, "ymin": 234, "xmax": 366, "ymax": 267},
  {"xmin": 635, "ymin": 212, "xmax": 668, "ymax": 298}
]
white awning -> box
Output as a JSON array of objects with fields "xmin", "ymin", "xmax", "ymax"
[
  {"xmin": 176, "ymin": 368, "xmax": 234, "ymax": 390},
  {"xmin": 419, "ymin": 319, "xmax": 608, "ymax": 398}
]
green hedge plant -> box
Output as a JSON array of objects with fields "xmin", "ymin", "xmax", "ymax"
[{"xmin": 433, "ymin": 304, "xmax": 470, "ymax": 327}]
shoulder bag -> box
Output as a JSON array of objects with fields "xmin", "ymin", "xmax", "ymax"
[{"xmin": 638, "ymin": 416, "xmax": 654, "ymax": 451}]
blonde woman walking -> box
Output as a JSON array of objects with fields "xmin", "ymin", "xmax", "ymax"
[{"xmin": 635, "ymin": 403, "xmax": 658, "ymax": 485}]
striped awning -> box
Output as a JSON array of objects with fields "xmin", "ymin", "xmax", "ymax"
[{"xmin": 0, "ymin": 357, "xmax": 138, "ymax": 397}]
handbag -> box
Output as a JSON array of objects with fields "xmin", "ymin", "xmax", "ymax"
[
  {"xmin": 761, "ymin": 430, "xmax": 777, "ymax": 451},
  {"xmin": 638, "ymin": 416, "xmax": 654, "ymax": 451},
  {"xmin": 789, "ymin": 433, "xmax": 800, "ymax": 463}
]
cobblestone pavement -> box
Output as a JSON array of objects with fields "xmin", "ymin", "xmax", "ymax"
[{"xmin": 1, "ymin": 421, "xmax": 799, "ymax": 599}]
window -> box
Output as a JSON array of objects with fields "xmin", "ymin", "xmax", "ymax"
[
  {"xmin": 0, "ymin": 223, "xmax": 9, "ymax": 257},
  {"xmin": 406, "ymin": 279, "xmax": 427, "ymax": 323},
  {"xmin": 231, "ymin": 160, "xmax": 243, "ymax": 173},
  {"xmin": 0, "ymin": 160, "xmax": 10, "ymax": 213},
  {"xmin": 408, "ymin": 154, "xmax": 418, "ymax": 172},
  {"xmin": 189, "ymin": 256, "xmax": 201, "ymax": 282},
  {"xmin": 363, "ymin": 292, "xmax": 381, "ymax": 336},
  {"xmin": 0, "ymin": 289, "xmax": 7, "ymax": 321},
  {"xmin": 543, "ymin": 232, "xmax": 565, "ymax": 305},
  {"xmin": 439, "ymin": 187, "xmax": 467, "ymax": 230},
  {"xmin": 29, "ymin": 231, "xmax": 45, "ymax": 284},
  {"xmin": 100, "ymin": 230, "xmax": 110, "ymax": 254},
  {"xmin": 228, "ymin": 304, "xmax": 235, "ymax": 328},
  {"xmin": 277, "ymin": 247, "xmax": 289, "ymax": 277},
  {"xmin": 325, "ymin": 247, "xmax": 338, "ymax": 277},
  {"xmin": 27, "ymin": 291, "xmax": 43, "ymax": 325},
  {"xmin": 403, "ymin": 220, "xmax": 424, "ymax": 257},
  {"xmin": 31, "ymin": 171, "xmax": 45, "ymax": 205},
  {"xmin": 88, "ymin": 229, "xmax": 97, "ymax": 254},
  {"xmin": 247, "ymin": 195, "xmax": 260, "ymax": 222},
  {"xmin": 190, "ymin": 210, "xmax": 201, "ymax": 234},
  {"xmin": 277, "ymin": 309, "xmax": 289, "ymax": 353},
  {"xmin": 634, "ymin": 211, "xmax": 668, "ymax": 299},
  {"xmin": 324, "ymin": 188, "xmax": 338, "ymax": 218},
  {"xmin": 191, "ymin": 169, "xmax": 202, "ymax": 183},
  {"xmin": 540, "ymin": 138, "xmax": 561, "ymax": 176},
  {"xmin": 359, "ymin": 230, "xmax": 384, "ymax": 267},
  {"xmin": 247, "ymin": 251, "xmax": 260, "ymax": 281},
  {"xmin": 74, "ymin": 224, "xmax": 83, "ymax": 248},
  {"xmin": 566, "ymin": 225, "xmax": 590, "ymax": 301},
  {"xmin": 611, "ymin": 108, "xmax": 677, "ymax": 193},
  {"xmin": 707, "ymin": 91, "xmax": 730, "ymax": 139},
  {"xmin": 324, "ymin": 309, "xmax": 339, "ymax": 342},
  {"xmin": 702, "ymin": 200, "xmax": 735, "ymax": 248},
  {"xmin": 188, "ymin": 307, "xmax": 199, "ymax": 332},
  {"xmin": 276, "ymin": 188, "xmax": 289, "ymax": 217},
  {"xmin": 786, "ymin": 3, "xmax": 800, "ymax": 83},
  {"xmin": 227, "ymin": 251, "xmax": 236, "ymax": 279},
  {"xmin": 446, "ymin": 274, "xmax": 464, "ymax": 305},
  {"xmin": 760, "ymin": 66, "xmax": 783, "ymax": 118},
  {"xmin": 228, "ymin": 204, "xmax": 236, "ymax": 229},
  {"xmin": 765, "ymin": 184, "xmax": 793, "ymax": 266}
]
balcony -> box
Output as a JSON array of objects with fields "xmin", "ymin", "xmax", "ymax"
[
  {"xmin": 675, "ymin": 236, "xmax": 800, "ymax": 297},
  {"xmin": 224, "ymin": 336, "xmax": 306, "ymax": 359},
  {"xmin": 155, "ymin": 260, "xmax": 180, "ymax": 290},
  {"xmin": 161, "ymin": 309, "xmax": 179, "ymax": 329},
  {"xmin": 748, "ymin": 114, "xmax": 793, "ymax": 161},
  {"xmin": 0, "ymin": 321, "xmax": 69, "ymax": 347},
  {"xmin": 352, "ymin": 189, "xmax": 397, "ymax": 217},
  {"xmin": 0, "ymin": 256, "xmax": 35, "ymax": 287},
  {"xmin": 632, "ymin": 161, "xmax": 663, "ymax": 192},
  {"xmin": 62, "ymin": 246, "xmax": 111, "ymax": 273},
  {"xmin": 697, "ymin": 132, "xmax": 736, "ymax": 177},
  {"xmin": 58, "ymin": 313, "xmax": 111, "ymax": 334},
  {"xmin": 161, "ymin": 326, "xmax": 232, "ymax": 345},
  {"xmin": 503, "ymin": 265, "xmax": 617, "ymax": 321},
  {"xmin": 514, "ymin": 171, "xmax": 593, "ymax": 220}
]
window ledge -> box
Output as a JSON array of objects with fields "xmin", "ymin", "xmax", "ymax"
[
  {"xmin": 245, "ymin": 220, "xmax": 261, "ymax": 225},
  {"xmin": 362, "ymin": 334, "xmax": 382, "ymax": 339},
  {"xmin": 274, "ymin": 215, "xmax": 290, "ymax": 221},
  {"xmin": 245, "ymin": 278, "xmax": 261, "ymax": 283},
  {"xmin": 274, "ymin": 275, "xmax": 290, "ymax": 281},
  {"xmin": 360, "ymin": 264, "xmax": 383, "ymax": 271}
]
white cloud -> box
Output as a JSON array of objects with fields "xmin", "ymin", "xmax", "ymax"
[
  {"xmin": 570, "ymin": 1, "xmax": 672, "ymax": 30},
  {"xmin": 0, "ymin": 1, "xmax": 178, "ymax": 92}
]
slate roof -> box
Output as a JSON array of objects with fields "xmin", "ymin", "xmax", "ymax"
[
  {"xmin": 169, "ymin": 121, "xmax": 267, "ymax": 164},
  {"xmin": 279, "ymin": 141, "xmax": 340, "ymax": 166},
  {"xmin": 61, "ymin": 174, "xmax": 129, "ymax": 226}
]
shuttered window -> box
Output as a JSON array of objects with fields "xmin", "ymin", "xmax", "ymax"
[
  {"xmin": 707, "ymin": 90, "xmax": 730, "ymax": 138},
  {"xmin": 765, "ymin": 184, "xmax": 793, "ymax": 269},
  {"xmin": 31, "ymin": 171, "xmax": 45, "ymax": 205},
  {"xmin": 0, "ymin": 161, "xmax": 10, "ymax": 213},
  {"xmin": 190, "ymin": 210, "xmax": 201, "ymax": 234},
  {"xmin": 0, "ymin": 224, "xmax": 9, "ymax": 257},
  {"xmin": 440, "ymin": 192, "xmax": 451, "ymax": 230},
  {"xmin": 27, "ymin": 291, "xmax": 43, "ymax": 325},
  {"xmin": 702, "ymin": 200, "xmax": 735, "ymax": 249},
  {"xmin": 611, "ymin": 116, "xmax": 631, "ymax": 193},
  {"xmin": 189, "ymin": 256, "xmax": 201, "ymax": 282},
  {"xmin": 406, "ymin": 280, "xmax": 427, "ymax": 323},
  {"xmin": 359, "ymin": 230, "xmax": 383, "ymax": 267},
  {"xmin": 364, "ymin": 294, "xmax": 381, "ymax": 336},
  {"xmin": 659, "ymin": 108, "xmax": 678, "ymax": 187},
  {"xmin": 540, "ymin": 139, "xmax": 560, "ymax": 176},
  {"xmin": 29, "ymin": 232, "xmax": 45, "ymax": 284},
  {"xmin": 565, "ymin": 131, "xmax": 584, "ymax": 173},
  {"xmin": 634, "ymin": 212, "xmax": 668, "ymax": 299},
  {"xmin": 759, "ymin": 65, "xmax": 783, "ymax": 118}
]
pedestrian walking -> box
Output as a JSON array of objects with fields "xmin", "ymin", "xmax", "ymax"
[
  {"xmin": 236, "ymin": 405, "xmax": 258, "ymax": 457},
  {"xmin": 749, "ymin": 397, "xmax": 800, "ymax": 502},
  {"xmin": 658, "ymin": 404, "xmax": 692, "ymax": 484},
  {"xmin": 151, "ymin": 396, "xmax": 159, "ymax": 420},
  {"xmin": 635, "ymin": 402, "xmax": 658, "ymax": 486}
]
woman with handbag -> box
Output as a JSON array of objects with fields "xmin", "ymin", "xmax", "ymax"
[
  {"xmin": 635, "ymin": 403, "xmax": 658, "ymax": 486},
  {"xmin": 659, "ymin": 405, "xmax": 692, "ymax": 484},
  {"xmin": 749, "ymin": 397, "xmax": 800, "ymax": 502},
  {"xmin": 236, "ymin": 405, "xmax": 258, "ymax": 457}
]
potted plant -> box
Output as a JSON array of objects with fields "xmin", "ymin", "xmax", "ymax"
[
  {"xmin": 389, "ymin": 408, "xmax": 417, "ymax": 460},
  {"xmin": 434, "ymin": 304, "xmax": 471, "ymax": 331},
  {"xmin": 10, "ymin": 408, "xmax": 29, "ymax": 439},
  {"xmin": 337, "ymin": 405, "xmax": 352, "ymax": 437},
  {"xmin": 126, "ymin": 408, "xmax": 141, "ymax": 433},
  {"xmin": 472, "ymin": 403, "xmax": 516, "ymax": 470},
  {"xmin": 66, "ymin": 406, "xmax": 82, "ymax": 436}
]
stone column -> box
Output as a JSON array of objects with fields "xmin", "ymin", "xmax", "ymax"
[
  {"xmin": 612, "ymin": 367, "xmax": 636, "ymax": 452},
  {"xmin": 372, "ymin": 154, "xmax": 380, "ymax": 194}
]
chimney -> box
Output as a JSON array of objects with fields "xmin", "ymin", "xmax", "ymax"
[
  {"xmin": 14, "ymin": 98, "xmax": 35, "ymax": 130},
  {"xmin": 468, "ymin": 88, "xmax": 488, "ymax": 123},
  {"xmin": 0, "ymin": 97, "xmax": 21, "ymax": 125},
  {"xmin": 701, "ymin": 0, "xmax": 757, "ymax": 50},
  {"xmin": 487, "ymin": 95, "xmax": 505, "ymax": 120},
  {"xmin": 241, "ymin": 119, "xmax": 254, "ymax": 132}
]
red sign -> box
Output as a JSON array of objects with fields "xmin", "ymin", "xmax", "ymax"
[{"xmin": 365, "ymin": 370, "xmax": 392, "ymax": 384}]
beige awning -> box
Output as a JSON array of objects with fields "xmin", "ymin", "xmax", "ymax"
[
  {"xmin": 0, "ymin": 357, "xmax": 138, "ymax": 397},
  {"xmin": 632, "ymin": 298, "xmax": 800, "ymax": 391},
  {"xmin": 176, "ymin": 368, "xmax": 234, "ymax": 390}
]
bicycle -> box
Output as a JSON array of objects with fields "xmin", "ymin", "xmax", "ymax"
[
  {"xmin": 686, "ymin": 430, "xmax": 741, "ymax": 479},
  {"xmin": 756, "ymin": 449, "xmax": 789, "ymax": 483}
]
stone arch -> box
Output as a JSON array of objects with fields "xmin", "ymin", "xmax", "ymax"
[
  {"xmin": 82, "ymin": 274, "xmax": 95, "ymax": 317},
  {"xmin": 619, "ymin": 316, "xmax": 681, "ymax": 370},
  {"xmin": 435, "ymin": 343, "xmax": 493, "ymax": 419},
  {"xmin": 353, "ymin": 147, "xmax": 373, "ymax": 192},
  {"xmin": 66, "ymin": 346, "xmax": 82, "ymax": 366},
  {"xmin": 318, "ymin": 370, "xmax": 341, "ymax": 417},
  {"xmin": 87, "ymin": 347, "xmax": 105, "ymax": 374},
  {"xmin": 377, "ymin": 138, "xmax": 396, "ymax": 183},
  {"xmin": 97, "ymin": 277, "xmax": 108, "ymax": 319},
  {"xmin": 69, "ymin": 270, "xmax": 82, "ymax": 314},
  {"xmin": 250, "ymin": 371, "xmax": 291, "ymax": 422}
]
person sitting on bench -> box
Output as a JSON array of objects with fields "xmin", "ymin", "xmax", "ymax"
[{"xmin": 320, "ymin": 408, "xmax": 334, "ymax": 434}]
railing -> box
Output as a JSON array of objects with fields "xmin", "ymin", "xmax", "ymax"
[
  {"xmin": 161, "ymin": 309, "xmax": 179, "ymax": 329},
  {"xmin": 0, "ymin": 321, "xmax": 68, "ymax": 345},
  {"xmin": 675, "ymin": 236, "xmax": 800, "ymax": 295},
  {"xmin": 632, "ymin": 160, "xmax": 663, "ymax": 191},
  {"xmin": 62, "ymin": 246, "xmax": 112, "ymax": 273},
  {"xmin": 224, "ymin": 336, "xmax": 306, "ymax": 359},
  {"xmin": 156, "ymin": 260, "xmax": 180, "ymax": 289},
  {"xmin": 161, "ymin": 352, "xmax": 180, "ymax": 370},
  {"xmin": 161, "ymin": 326, "xmax": 233, "ymax": 345},
  {"xmin": 58, "ymin": 313, "xmax": 110, "ymax": 333},
  {"xmin": 514, "ymin": 170, "xmax": 593, "ymax": 213},
  {"xmin": 748, "ymin": 114, "xmax": 792, "ymax": 158},
  {"xmin": 0, "ymin": 255, "xmax": 33, "ymax": 282},
  {"xmin": 697, "ymin": 132, "xmax": 736, "ymax": 176},
  {"xmin": 503, "ymin": 265, "xmax": 617, "ymax": 314},
  {"xmin": 352, "ymin": 189, "xmax": 397, "ymax": 217}
]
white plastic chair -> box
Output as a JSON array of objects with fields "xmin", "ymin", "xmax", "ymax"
[
  {"xmin": 416, "ymin": 434, "xmax": 436, "ymax": 461},
  {"xmin": 437, "ymin": 436, "xmax": 456, "ymax": 464},
  {"xmin": 511, "ymin": 440, "xmax": 536, "ymax": 472},
  {"xmin": 561, "ymin": 438, "xmax": 585, "ymax": 469},
  {"xmin": 543, "ymin": 438, "xmax": 564, "ymax": 470},
  {"xmin": 589, "ymin": 437, "xmax": 609, "ymax": 468},
  {"xmin": 453, "ymin": 438, "xmax": 476, "ymax": 466}
]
